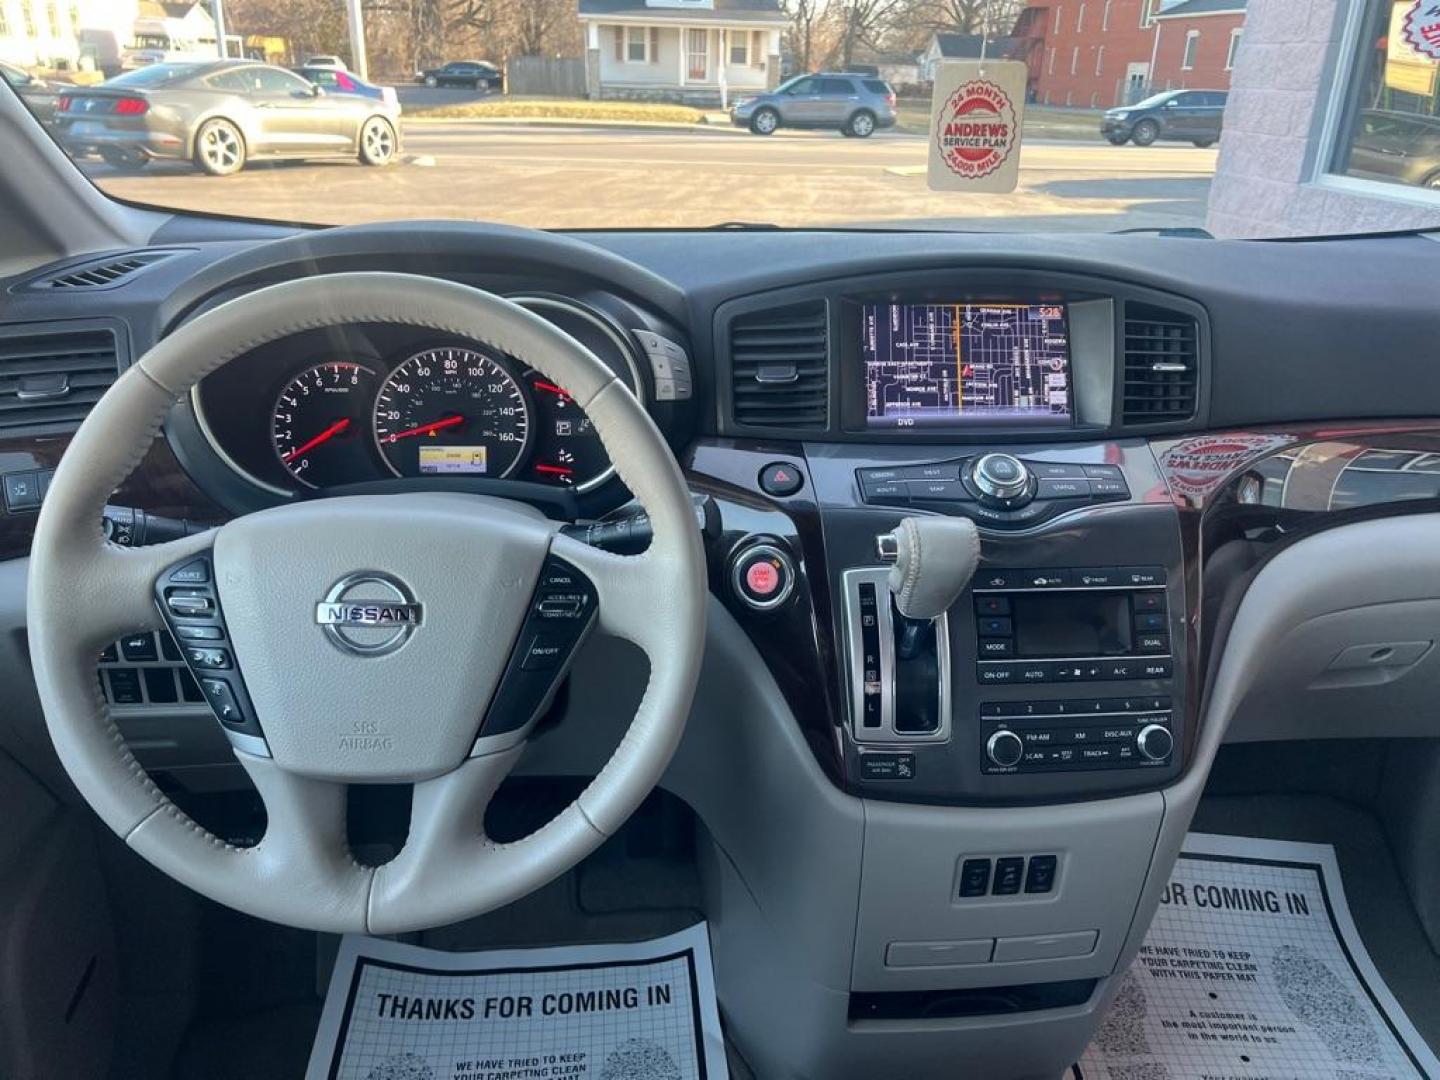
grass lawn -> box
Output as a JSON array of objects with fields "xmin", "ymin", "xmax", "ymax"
[
  {"xmin": 896, "ymin": 101, "xmax": 1106, "ymax": 141},
  {"xmin": 408, "ymin": 97, "xmax": 706, "ymax": 125}
]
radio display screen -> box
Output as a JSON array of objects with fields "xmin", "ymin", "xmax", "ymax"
[{"xmin": 862, "ymin": 302, "xmax": 1071, "ymax": 428}]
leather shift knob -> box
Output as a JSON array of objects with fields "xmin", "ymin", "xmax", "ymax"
[{"xmin": 878, "ymin": 516, "xmax": 981, "ymax": 620}]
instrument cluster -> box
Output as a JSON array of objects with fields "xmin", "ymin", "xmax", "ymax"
[{"xmin": 191, "ymin": 297, "xmax": 651, "ymax": 502}]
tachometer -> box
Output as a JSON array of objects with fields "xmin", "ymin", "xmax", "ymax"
[
  {"xmin": 271, "ymin": 361, "xmax": 382, "ymax": 489},
  {"xmin": 374, "ymin": 347, "xmax": 531, "ymax": 479}
]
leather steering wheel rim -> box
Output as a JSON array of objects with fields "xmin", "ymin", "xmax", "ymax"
[{"xmin": 25, "ymin": 272, "xmax": 707, "ymax": 933}]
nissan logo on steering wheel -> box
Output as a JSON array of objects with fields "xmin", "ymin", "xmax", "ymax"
[{"xmin": 315, "ymin": 571, "xmax": 423, "ymax": 656}]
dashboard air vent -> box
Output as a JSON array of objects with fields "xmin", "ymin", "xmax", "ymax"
[
  {"xmin": 0, "ymin": 327, "xmax": 121, "ymax": 433},
  {"xmin": 1122, "ymin": 303, "xmax": 1199, "ymax": 424},
  {"xmin": 729, "ymin": 301, "xmax": 829, "ymax": 429},
  {"xmin": 29, "ymin": 250, "xmax": 178, "ymax": 291}
]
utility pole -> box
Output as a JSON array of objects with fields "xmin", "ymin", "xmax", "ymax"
[
  {"xmin": 212, "ymin": 0, "xmax": 228, "ymax": 58},
  {"xmin": 346, "ymin": 0, "xmax": 369, "ymax": 81}
]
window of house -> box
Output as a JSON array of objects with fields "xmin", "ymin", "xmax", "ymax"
[
  {"xmin": 46, "ymin": 0, "xmax": 59, "ymax": 37},
  {"xmin": 1096, "ymin": 45, "xmax": 1106, "ymax": 76},
  {"xmin": 1182, "ymin": 30, "xmax": 1200, "ymax": 70},
  {"xmin": 1325, "ymin": 0, "xmax": 1440, "ymax": 205},
  {"xmin": 1070, "ymin": 45, "xmax": 1079, "ymax": 75},
  {"xmin": 1077, "ymin": 3, "xmax": 1086, "ymax": 32},
  {"xmin": 1053, "ymin": 6, "xmax": 1063, "ymax": 35},
  {"xmin": 1226, "ymin": 28, "xmax": 1243, "ymax": 70},
  {"xmin": 1047, "ymin": 47, "xmax": 1056, "ymax": 75},
  {"xmin": 625, "ymin": 25, "xmax": 648, "ymax": 63},
  {"xmin": 22, "ymin": 1, "xmax": 35, "ymax": 38},
  {"xmin": 1138, "ymin": 0, "xmax": 1154, "ymax": 29},
  {"xmin": 0, "ymin": 5, "xmax": 10, "ymax": 36},
  {"xmin": 1102, "ymin": 0, "xmax": 1112, "ymax": 31},
  {"xmin": 729, "ymin": 33, "xmax": 748, "ymax": 65}
]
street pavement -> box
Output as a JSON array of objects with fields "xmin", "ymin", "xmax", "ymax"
[{"xmin": 79, "ymin": 121, "xmax": 1217, "ymax": 233}]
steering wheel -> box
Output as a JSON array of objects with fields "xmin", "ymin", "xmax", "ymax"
[{"xmin": 25, "ymin": 273, "xmax": 707, "ymax": 933}]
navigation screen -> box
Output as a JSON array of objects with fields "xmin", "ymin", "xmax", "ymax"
[{"xmin": 862, "ymin": 302, "xmax": 1071, "ymax": 428}]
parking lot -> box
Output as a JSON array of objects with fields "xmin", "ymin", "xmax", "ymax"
[{"xmin": 76, "ymin": 87, "xmax": 1218, "ymax": 233}]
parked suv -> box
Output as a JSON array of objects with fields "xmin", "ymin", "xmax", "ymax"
[
  {"xmin": 1100, "ymin": 89, "xmax": 1227, "ymax": 147},
  {"xmin": 732, "ymin": 72, "xmax": 897, "ymax": 137}
]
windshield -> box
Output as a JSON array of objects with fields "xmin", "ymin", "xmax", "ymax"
[{"xmin": 19, "ymin": 0, "xmax": 1440, "ymax": 238}]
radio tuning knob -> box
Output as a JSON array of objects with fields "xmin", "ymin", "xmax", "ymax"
[
  {"xmin": 1136, "ymin": 723, "xmax": 1174, "ymax": 762},
  {"xmin": 971, "ymin": 453, "xmax": 1032, "ymax": 505},
  {"xmin": 986, "ymin": 729, "xmax": 1025, "ymax": 769}
]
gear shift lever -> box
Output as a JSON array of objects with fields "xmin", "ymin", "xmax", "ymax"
[{"xmin": 876, "ymin": 516, "xmax": 981, "ymax": 620}]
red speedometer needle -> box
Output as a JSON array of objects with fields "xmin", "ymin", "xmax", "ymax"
[
  {"xmin": 382, "ymin": 415, "xmax": 465, "ymax": 443},
  {"xmin": 282, "ymin": 417, "xmax": 350, "ymax": 463},
  {"xmin": 535, "ymin": 463, "xmax": 574, "ymax": 476}
]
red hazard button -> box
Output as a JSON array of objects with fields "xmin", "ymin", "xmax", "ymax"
[{"xmin": 759, "ymin": 461, "xmax": 804, "ymax": 498}]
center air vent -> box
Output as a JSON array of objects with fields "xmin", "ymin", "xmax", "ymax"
[
  {"xmin": 27, "ymin": 250, "xmax": 180, "ymax": 291},
  {"xmin": 0, "ymin": 325, "xmax": 122, "ymax": 434},
  {"xmin": 729, "ymin": 301, "xmax": 829, "ymax": 429},
  {"xmin": 1122, "ymin": 302, "xmax": 1199, "ymax": 424}
]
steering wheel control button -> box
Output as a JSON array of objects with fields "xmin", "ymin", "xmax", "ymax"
[
  {"xmin": 758, "ymin": 462, "xmax": 804, "ymax": 498},
  {"xmin": 168, "ymin": 559, "xmax": 211, "ymax": 585},
  {"xmin": 165, "ymin": 590, "xmax": 214, "ymax": 618},
  {"xmin": 155, "ymin": 553, "xmax": 266, "ymax": 747},
  {"xmin": 478, "ymin": 556, "xmax": 600, "ymax": 743},
  {"xmin": 519, "ymin": 633, "xmax": 568, "ymax": 671},
  {"xmin": 730, "ymin": 543, "xmax": 795, "ymax": 611},
  {"xmin": 174, "ymin": 624, "xmax": 223, "ymax": 641},
  {"xmin": 198, "ymin": 678, "xmax": 245, "ymax": 727},
  {"xmin": 185, "ymin": 647, "xmax": 231, "ymax": 670}
]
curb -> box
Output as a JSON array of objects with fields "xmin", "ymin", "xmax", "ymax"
[{"xmin": 402, "ymin": 114, "xmax": 746, "ymax": 134}]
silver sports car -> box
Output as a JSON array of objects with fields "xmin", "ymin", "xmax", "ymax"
[{"xmin": 55, "ymin": 59, "xmax": 401, "ymax": 175}]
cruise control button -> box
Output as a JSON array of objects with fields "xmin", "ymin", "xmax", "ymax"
[{"xmin": 520, "ymin": 633, "xmax": 568, "ymax": 671}]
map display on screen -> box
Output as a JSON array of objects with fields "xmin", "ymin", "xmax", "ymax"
[{"xmin": 863, "ymin": 303, "xmax": 1071, "ymax": 428}]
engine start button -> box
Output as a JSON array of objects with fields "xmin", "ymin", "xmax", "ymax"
[
  {"xmin": 745, "ymin": 559, "xmax": 781, "ymax": 596},
  {"xmin": 731, "ymin": 543, "xmax": 795, "ymax": 611}
]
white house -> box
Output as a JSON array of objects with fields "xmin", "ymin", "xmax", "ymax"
[
  {"xmin": 0, "ymin": 0, "xmax": 139, "ymax": 70},
  {"xmin": 579, "ymin": 0, "xmax": 787, "ymax": 107}
]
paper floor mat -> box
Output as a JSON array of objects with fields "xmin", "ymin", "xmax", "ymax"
[
  {"xmin": 1077, "ymin": 833, "xmax": 1440, "ymax": 1080},
  {"xmin": 307, "ymin": 923, "xmax": 728, "ymax": 1080}
]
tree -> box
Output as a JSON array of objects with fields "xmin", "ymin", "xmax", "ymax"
[
  {"xmin": 831, "ymin": 0, "xmax": 902, "ymax": 69},
  {"xmin": 782, "ymin": 0, "xmax": 824, "ymax": 73}
]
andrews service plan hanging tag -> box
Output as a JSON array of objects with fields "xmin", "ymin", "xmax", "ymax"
[{"xmin": 928, "ymin": 60, "xmax": 1028, "ymax": 195}]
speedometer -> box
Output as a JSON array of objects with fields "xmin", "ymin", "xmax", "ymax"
[{"xmin": 373, "ymin": 347, "xmax": 531, "ymax": 479}]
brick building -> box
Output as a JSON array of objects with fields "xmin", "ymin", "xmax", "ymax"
[{"xmin": 1020, "ymin": 0, "xmax": 1245, "ymax": 108}]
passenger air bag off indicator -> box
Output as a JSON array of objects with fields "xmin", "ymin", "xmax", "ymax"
[{"xmin": 927, "ymin": 60, "xmax": 1028, "ymax": 195}]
